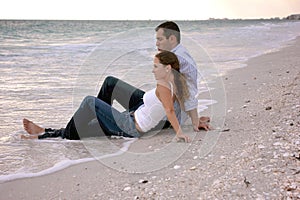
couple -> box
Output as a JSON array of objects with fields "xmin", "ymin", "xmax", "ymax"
[{"xmin": 22, "ymin": 21, "xmax": 211, "ymax": 143}]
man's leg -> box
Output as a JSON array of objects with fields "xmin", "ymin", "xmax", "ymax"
[{"xmin": 97, "ymin": 76, "xmax": 144, "ymax": 111}]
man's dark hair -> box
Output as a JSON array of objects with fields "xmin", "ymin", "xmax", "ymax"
[{"xmin": 155, "ymin": 21, "xmax": 181, "ymax": 43}]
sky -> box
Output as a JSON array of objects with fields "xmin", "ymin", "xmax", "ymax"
[{"xmin": 1, "ymin": 0, "xmax": 300, "ymax": 20}]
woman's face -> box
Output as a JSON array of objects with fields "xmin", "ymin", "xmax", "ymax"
[{"xmin": 152, "ymin": 57, "xmax": 168, "ymax": 81}]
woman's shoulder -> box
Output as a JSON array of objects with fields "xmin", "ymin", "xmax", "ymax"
[
  {"xmin": 156, "ymin": 82, "xmax": 173, "ymax": 97},
  {"xmin": 156, "ymin": 81, "xmax": 172, "ymax": 90}
]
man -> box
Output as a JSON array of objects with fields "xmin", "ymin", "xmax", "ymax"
[{"xmin": 155, "ymin": 21, "xmax": 203, "ymax": 131}]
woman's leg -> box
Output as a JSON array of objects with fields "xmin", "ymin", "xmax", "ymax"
[
  {"xmin": 97, "ymin": 76, "xmax": 144, "ymax": 111},
  {"xmin": 30, "ymin": 97, "xmax": 103, "ymax": 140},
  {"xmin": 22, "ymin": 76, "xmax": 144, "ymax": 140},
  {"xmin": 85, "ymin": 95, "xmax": 140, "ymax": 138},
  {"xmin": 63, "ymin": 95, "xmax": 140, "ymax": 139},
  {"xmin": 64, "ymin": 96, "xmax": 105, "ymax": 140},
  {"xmin": 22, "ymin": 119, "xmax": 68, "ymax": 140}
]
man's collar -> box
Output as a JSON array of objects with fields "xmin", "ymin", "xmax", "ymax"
[{"xmin": 171, "ymin": 44, "xmax": 181, "ymax": 52}]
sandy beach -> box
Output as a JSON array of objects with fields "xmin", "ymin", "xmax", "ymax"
[{"xmin": 1, "ymin": 37, "xmax": 299, "ymax": 199}]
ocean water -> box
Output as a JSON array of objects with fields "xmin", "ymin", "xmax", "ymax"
[{"xmin": 0, "ymin": 20, "xmax": 300, "ymax": 182}]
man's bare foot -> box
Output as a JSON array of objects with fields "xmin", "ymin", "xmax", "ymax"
[{"xmin": 23, "ymin": 118, "xmax": 45, "ymax": 135}]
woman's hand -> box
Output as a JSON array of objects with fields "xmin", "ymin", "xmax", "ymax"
[
  {"xmin": 176, "ymin": 130, "xmax": 190, "ymax": 143},
  {"xmin": 193, "ymin": 124, "xmax": 200, "ymax": 132}
]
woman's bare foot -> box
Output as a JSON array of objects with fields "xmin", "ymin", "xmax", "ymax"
[
  {"xmin": 21, "ymin": 134, "xmax": 39, "ymax": 139},
  {"xmin": 23, "ymin": 118, "xmax": 45, "ymax": 134}
]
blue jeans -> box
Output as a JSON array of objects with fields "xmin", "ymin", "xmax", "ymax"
[
  {"xmin": 76, "ymin": 95, "xmax": 141, "ymax": 138},
  {"xmin": 39, "ymin": 76, "xmax": 144, "ymax": 140},
  {"xmin": 97, "ymin": 76, "xmax": 145, "ymax": 112}
]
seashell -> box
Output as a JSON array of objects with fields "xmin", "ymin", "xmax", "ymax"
[
  {"xmin": 123, "ymin": 186, "xmax": 131, "ymax": 191},
  {"xmin": 173, "ymin": 165, "xmax": 181, "ymax": 169}
]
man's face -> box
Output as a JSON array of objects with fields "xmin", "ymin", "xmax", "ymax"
[{"xmin": 155, "ymin": 28, "xmax": 173, "ymax": 51}]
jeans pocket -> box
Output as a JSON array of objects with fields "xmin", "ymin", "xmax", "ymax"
[{"xmin": 115, "ymin": 112, "xmax": 140, "ymax": 138}]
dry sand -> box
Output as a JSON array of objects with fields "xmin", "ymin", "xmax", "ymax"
[{"xmin": 0, "ymin": 38, "xmax": 299, "ymax": 200}]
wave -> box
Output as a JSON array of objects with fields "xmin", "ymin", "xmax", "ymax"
[{"xmin": 0, "ymin": 138, "xmax": 137, "ymax": 184}]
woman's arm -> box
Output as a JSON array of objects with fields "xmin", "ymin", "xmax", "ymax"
[{"xmin": 156, "ymin": 84, "xmax": 190, "ymax": 142}]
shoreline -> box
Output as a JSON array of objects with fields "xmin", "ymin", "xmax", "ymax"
[{"xmin": 1, "ymin": 37, "xmax": 299, "ymax": 199}]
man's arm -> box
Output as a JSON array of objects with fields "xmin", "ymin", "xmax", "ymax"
[{"xmin": 186, "ymin": 108, "xmax": 199, "ymax": 131}]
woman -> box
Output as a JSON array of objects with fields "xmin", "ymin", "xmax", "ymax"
[{"xmin": 22, "ymin": 51, "xmax": 192, "ymax": 142}]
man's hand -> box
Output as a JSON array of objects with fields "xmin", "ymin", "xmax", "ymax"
[{"xmin": 198, "ymin": 116, "xmax": 212, "ymax": 131}]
